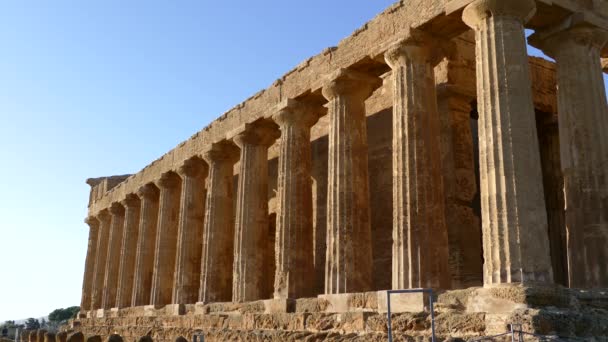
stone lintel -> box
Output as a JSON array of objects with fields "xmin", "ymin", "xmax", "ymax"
[
  {"xmin": 376, "ymin": 291, "xmax": 428, "ymax": 313},
  {"xmin": 263, "ymin": 298, "xmax": 296, "ymax": 313}
]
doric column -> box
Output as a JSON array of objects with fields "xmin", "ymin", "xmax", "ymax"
[
  {"xmin": 90, "ymin": 210, "xmax": 111, "ymax": 309},
  {"xmin": 173, "ymin": 158, "xmax": 208, "ymax": 305},
  {"xmin": 131, "ymin": 184, "xmax": 160, "ymax": 306},
  {"xmin": 150, "ymin": 172, "xmax": 182, "ymax": 306},
  {"xmin": 271, "ymin": 99, "xmax": 322, "ymax": 299},
  {"xmin": 322, "ymin": 68, "xmax": 380, "ymax": 294},
  {"xmin": 102, "ymin": 202, "xmax": 125, "ymax": 309},
  {"xmin": 231, "ymin": 120, "xmax": 280, "ymax": 302},
  {"xmin": 116, "ymin": 194, "xmax": 141, "ymax": 308},
  {"xmin": 437, "ymin": 86, "xmax": 483, "ymax": 289},
  {"xmin": 385, "ymin": 34, "xmax": 451, "ymax": 290},
  {"xmin": 199, "ymin": 141, "xmax": 239, "ymax": 303},
  {"xmin": 80, "ymin": 217, "xmax": 100, "ymax": 311},
  {"xmin": 462, "ymin": 0, "xmax": 554, "ymax": 285},
  {"xmin": 531, "ymin": 23, "xmax": 608, "ymax": 288}
]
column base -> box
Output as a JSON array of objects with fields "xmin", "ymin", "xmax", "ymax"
[
  {"xmin": 95, "ymin": 309, "xmax": 107, "ymax": 318},
  {"xmin": 263, "ymin": 298, "xmax": 296, "ymax": 313},
  {"xmin": 166, "ymin": 303, "xmax": 186, "ymax": 316}
]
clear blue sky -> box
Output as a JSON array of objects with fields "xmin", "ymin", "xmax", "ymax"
[{"xmin": 0, "ymin": 1, "xmax": 606, "ymax": 322}]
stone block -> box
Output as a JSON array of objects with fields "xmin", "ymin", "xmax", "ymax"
[
  {"xmin": 166, "ymin": 304, "xmax": 186, "ymax": 316},
  {"xmin": 143, "ymin": 305, "xmax": 160, "ymax": 317},
  {"xmin": 263, "ymin": 298, "xmax": 296, "ymax": 313},
  {"xmin": 95, "ymin": 309, "xmax": 106, "ymax": 318},
  {"xmin": 376, "ymin": 290, "xmax": 428, "ymax": 313},
  {"xmin": 317, "ymin": 292, "xmax": 377, "ymax": 313},
  {"xmin": 465, "ymin": 287, "xmax": 528, "ymax": 314}
]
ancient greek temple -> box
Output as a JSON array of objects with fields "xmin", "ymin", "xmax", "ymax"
[{"xmin": 75, "ymin": 0, "xmax": 608, "ymax": 340}]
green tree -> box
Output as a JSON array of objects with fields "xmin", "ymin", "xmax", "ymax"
[
  {"xmin": 24, "ymin": 318, "xmax": 40, "ymax": 330},
  {"xmin": 48, "ymin": 306, "xmax": 80, "ymax": 324}
]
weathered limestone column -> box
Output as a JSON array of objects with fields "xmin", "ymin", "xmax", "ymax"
[
  {"xmin": 385, "ymin": 35, "xmax": 451, "ymax": 290},
  {"xmin": 272, "ymin": 99, "xmax": 322, "ymax": 299},
  {"xmin": 437, "ymin": 86, "xmax": 483, "ymax": 288},
  {"xmin": 80, "ymin": 217, "xmax": 100, "ymax": 311},
  {"xmin": 232, "ymin": 120, "xmax": 280, "ymax": 302},
  {"xmin": 150, "ymin": 172, "xmax": 182, "ymax": 306},
  {"xmin": 531, "ymin": 23, "xmax": 608, "ymax": 288},
  {"xmin": 462, "ymin": 0, "xmax": 553, "ymax": 285},
  {"xmin": 131, "ymin": 184, "xmax": 160, "ymax": 306},
  {"xmin": 173, "ymin": 158, "xmax": 208, "ymax": 305},
  {"xmin": 91, "ymin": 210, "xmax": 111, "ymax": 309},
  {"xmin": 116, "ymin": 194, "xmax": 141, "ymax": 308},
  {"xmin": 102, "ymin": 202, "xmax": 125, "ymax": 309},
  {"xmin": 322, "ymin": 68, "xmax": 380, "ymax": 294},
  {"xmin": 199, "ymin": 141, "xmax": 239, "ymax": 303}
]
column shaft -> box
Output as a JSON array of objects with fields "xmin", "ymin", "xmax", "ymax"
[
  {"xmin": 80, "ymin": 218, "xmax": 100, "ymax": 311},
  {"xmin": 232, "ymin": 121, "xmax": 279, "ymax": 302},
  {"xmin": 437, "ymin": 88, "xmax": 483, "ymax": 288},
  {"xmin": 116, "ymin": 195, "xmax": 141, "ymax": 308},
  {"xmin": 199, "ymin": 141, "xmax": 239, "ymax": 303},
  {"xmin": 322, "ymin": 69, "xmax": 379, "ymax": 294},
  {"xmin": 536, "ymin": 26, "xmax": 608, "ymax": 287},
  {"xmin": 272, "ymin": 100, "xmax": 320, "ymax": 299},
  {"xmin": 463, "ymin": 0, "xmax": 553, "ymax": 285},
  {"xmin": 150, "ymin": 173, "xmax": 182, "ymax": 306},
  {"xmin": 173, "ymin": 159, "xmax": 207, "ymax": 304},
  {"xmin": 386, "ymin": 38, "xmax": 451, "ymax": 290},
  {"xmin": 131, "ymin": 184, "xmax": 160, "ymax": 306},
  {"xmin": 102, "ymin": 203, "xmax": 125, "ymax": 309},
  {"xmin": 90, "ymin": 211, "xmax": 111, "ymax": 309}
]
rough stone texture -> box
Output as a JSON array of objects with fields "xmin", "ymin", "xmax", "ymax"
[
  {"xmin": 77, "ymin": 0, "xmax": 608, "ymax": 340},
  {"xmin": 102, "ymin": 203, "xmax": 125, "ymax": 309},
  {"xmin": 531, "ymin": 23, "xmax": 608, "ymax": 288},
  {"xmin": 66, "ymin": 332, "xmax": 83, "ymax": 342},
  {"xmin": 322, "ymin": 68, "xmax": 379, "ymax": 294},
  {"xmin": 131, "ymin": 184, "xmax": 159, "ymax": 307},
  {"xmin": 173, "ymin": 158, "xmax": 207, "ymax": 305},
  {"xmin": 232, "ymin": 120, "xmax": 280, "ymax": 302},
  {"xmin": 385, "ymin": 32, "xmax": 451, "ymax": 290},
  {"xmin": 81, "ymin": 217, "xmax": 100, "ymax": 311},
  {"xmin": 115, "ymin": 194, "xmax": 141, "ymax": 309},
  {"xmin": 462, "ymin": 0, "xmax": 554, "ymax": 285},
  {"xmin": 150, "ymin": 172, "xmax": 182, "ymax": 307},
  {"xmin": 272, "ymin": 99, "xmax": 323, "ymax": 300},
  {"xmin": 91, "ymin": 211, "xmax": 111, "ymax": 310},
  {"xmin": 199, "ymin": 141, "xmax": 239, "ymax": 303}
]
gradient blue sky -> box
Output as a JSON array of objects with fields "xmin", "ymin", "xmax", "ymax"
[{"xmin": 0, "ymin": 1, "xmax": 606, "ymax": 322}]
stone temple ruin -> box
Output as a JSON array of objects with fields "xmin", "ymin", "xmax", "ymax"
[{"xmin": 73, "ymin": 0, "xmax": 608, "ymax": 340}]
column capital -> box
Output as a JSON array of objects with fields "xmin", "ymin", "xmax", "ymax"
[
  {"xmin": 84, "ymin": 216, "xmax": 100, "ymax": 228},
  {"xmin": 385, "ymin": 30, "xmax": 453, "ymax": 68},
  {"xmin": 529, "ymin": 18, "xmax": 608, "ymax": 58},
  {"xmin": 177, "ymin": 157, "xmax": 208, "ymax": 178},
  {"xmin": 203, "ymin": 140, "xmax": 240, "ymax": 164},
  {"xmin": 137, "ymin": 183, "xmax": 160, "ymax": 200},
  {"xmin": 271, "ymin": 99, "xmax": 325, "ymax": 128},
  {"xmin": 231, "ymin": 119, "xmax": 280, "ymax": 148},
  {"xmin": 98, "ymin": 209, "xmax": 111, "ymax": 221},
  {"xmin": 462, "ymin": 0, "xmax": 536, "ymax": 29},
  {"xmin": 321, "ymin": 68, "xmax": 381, "ymax": 102},
  {"xmin": 155, "ymin": 171, "xmax": 181, "ymax": 189},
  {"xmin": 121, "ymin": 194, "xmax": 140, "ymax": 209},
  {"xmin": 109, "ymin": 202, "xmax": 125, "ymax": 216}
]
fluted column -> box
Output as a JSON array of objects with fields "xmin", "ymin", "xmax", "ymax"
[
  {"xmin": 102, "ymin": 202, "xmax": 125, "ymax": 309},
  {"xmin": 150, "ymin": 172, "xmax": 182, "ymax": 307},
  {"xmin": 80, "ymin": 217, "xmax": 100, "ymax": 311},
  {"xmin": 385, "ymin": 35, "xmax": 451, "ymax": 290},
  {"xmin": 116, "ymin": 194, "xmax": 141, "ymax": 308},
  {"xmin": 232, "ymin": 120, "xmax": 280, "ymax": 302},
  {"xmin": 131, "ymin": 184, "xmax": 160, "ymax": 306},
  {"xmin": 173, "ymin": 158, "xmax": 208, "ymax": 305},
  {"xmin": 531, "ymin": 24, "xmax": 608, "ymax": 288},
  {"xmin": 463, "ymin": 0, "xmax": 553, "ymax": 285},
  {"xmin": 272, "ymin": 99, "xmax": 322, "ymax": 299},
  {"xmin": 322, "ymin": 68, "xmax": 380, "ymax": 294},
  {"xmin": 91, "ymin": 210, "xmax": 111, "ymax": 309},
  {"xmin": 199, "ymin": 141, "xmax": 239, "ymax": 303},
  {"xmin": 437, "ymin": 86, "xmax": 483, "ymax": 288}
]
